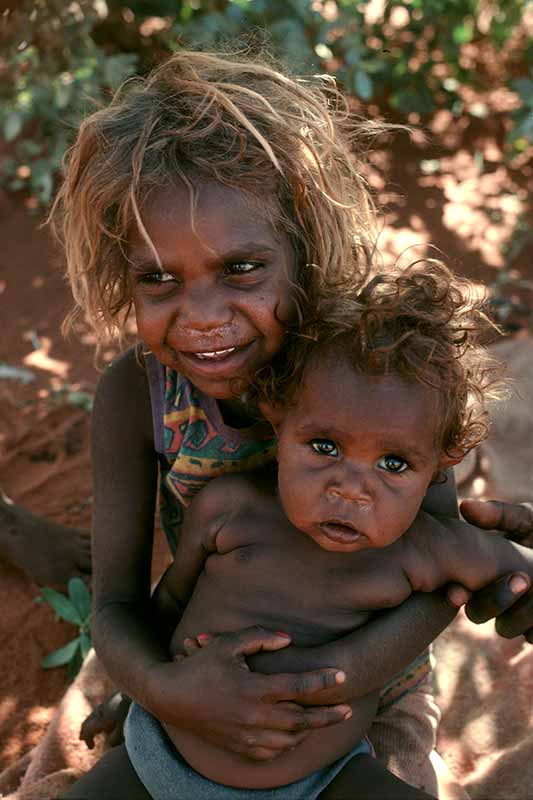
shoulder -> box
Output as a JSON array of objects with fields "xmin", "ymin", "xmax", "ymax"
[
  {"xmin": 190, "ymin": 471, "xmax": 265, "ymax": 518},
  {"xmin": 187, "ymin": 471, "xmax": 274, "ymax": 553},
  {"xmin": 93, "ymin": 345, "xmax": 153, "ymax": 450}
]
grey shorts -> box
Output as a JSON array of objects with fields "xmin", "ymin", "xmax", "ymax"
[{"xmin": 125, "ymin": 702, "xmax": 373, "ymax": 799}]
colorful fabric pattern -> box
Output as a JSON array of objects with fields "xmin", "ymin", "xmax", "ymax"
[{"xmin": 159, "ymin": 368, "xmax": 276, "ymax": 552}]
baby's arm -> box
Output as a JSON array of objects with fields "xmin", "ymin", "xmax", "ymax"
[
  {"xmin": 150, "ymin": 483, "xmax": 229, "ymax": 644},
  {"xmin": 403, "ymin": 514, "xmax": 533, "ymax": 593}
]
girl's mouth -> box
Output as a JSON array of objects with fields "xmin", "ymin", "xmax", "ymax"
[
  {"xmin": 176, "ymin": 342, "xmax": 255, "ymax": 379},
  {"xmin": 194, "ymin": 347, "xmax": 237, "ymax": 361}
]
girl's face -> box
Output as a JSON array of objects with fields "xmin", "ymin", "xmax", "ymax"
[{"xmin": 129, "ymin": 180, "xmax": 295, "ymax": 399}]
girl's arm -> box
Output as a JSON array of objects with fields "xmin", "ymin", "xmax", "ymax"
[{"xmin": 91, "ymin": 349, "xmax": 350, "ymax": 759}]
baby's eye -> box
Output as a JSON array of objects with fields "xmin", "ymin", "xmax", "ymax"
[
  {"xmin": 378, "ymin": 455, "xmax": 408, "ymax": 473},
  {"xmin": 310, "ymin": 439, "xmax": 339, "ymax": 457},
  {"xmin": 224, "ymin": 261, "xmax": 262, "ymax": 276}
]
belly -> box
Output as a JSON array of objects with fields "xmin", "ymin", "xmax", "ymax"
[
  {"xmin": 165, "ymin": 551, "xmax": 375, "ymax": 789},
  {"xmin": 163, "ymin": 692, "xmax": 376, "ymax": 790},
  {"xmin": 170, "ymin": 547, "xmax": 369, "ymax": 654}
]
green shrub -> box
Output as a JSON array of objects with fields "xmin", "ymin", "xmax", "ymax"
[
  {"xmin": 37, "ymin": 577, "xmax": 92, "ymax": 679},
  {"xmin": 1, "ymin": 1, "xmax": 530, "ymax": 207}
]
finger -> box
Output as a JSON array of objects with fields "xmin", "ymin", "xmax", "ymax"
[
  {"xmin": 182, "ymin": 637, "xmax": 202, "ymax": 655},
  {"xmin": 269, "ymin": 701, "xmax": 353, "ymax": 732},
  {"xmin": 79, "ymin": 716, "xmax": 99, "ymax": 748},
  {"xmin": 254, "ymin": 668, "xmax": 346, "ymax": 703},
  {"xmin": 464, "ymin": 573, "xmax": 531, "ymax": 624},
  {"xmin": 79, "ymin": 723, "xmax": 95, "ymax": 749},
  {"xmin": 109, "ymin": 725, "xmax": 125, "ymax": 748},
  {"xmin": 445, "ymin": 583, "xmax": 472, "ymax": 608},
  {"xmin": 460, "ymin": 499, "xmax": 533, "ymax": 538},
  {"xmin": 238, "ymin": 728, "xmax": 309, "ymax": 756},
  {"xmin": 222, "ymin": 626, "xmax": 293, "ymax": 658},
  {"xmin": 494, "ymin": 589, "xmax": 533, "ymax": 639}
]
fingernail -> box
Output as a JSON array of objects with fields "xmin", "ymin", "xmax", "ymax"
[
  {"xmin": 197, "ymin": 633, "xmax": 210, "ymax": 640},
  {"xmin": 508, "ymin": 574, "xmax": 529, "ymax": 594},
  {"xmin": 344, "ymin": 709, "xmax": 352, "ymax": 720},
  {"xmin": 335, "ymin": 671, "xmax": 346, "ymax": 684},
  {"xmin": 275, "ymin": 631, "xmax": 291, "ymax": 637}
]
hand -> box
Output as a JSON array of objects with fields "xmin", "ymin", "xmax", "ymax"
[
  {"xmin": 446, "ymin": 499, "xmax": 533, "ymax": 642},
  {"xmin": 147, "ymin": 625, "xmax": 352, "ymax": 761},
  {"xmin": 79, "ymin": 691, "xmax": 132, "ymax": 749}
]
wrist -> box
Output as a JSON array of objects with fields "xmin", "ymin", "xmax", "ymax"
[{"xmin": 143, "ymin": 657, "xmax": 176, "ymax": 719}]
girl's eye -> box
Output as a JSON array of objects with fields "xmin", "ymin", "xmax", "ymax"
[
  {"xmin": 378, "ymin": 455, "xmax": 408, "ymax": 473},
  {"xmin": 138, "ymin": 270, "xmax": 176, "ymax": 285},
  {"xmin": 310, "ymin": 439, "xmax": 339, "ymax": 457},
  {"xmin": 225, "ymin": 261, "xmax": 262, "ymax": 276}
]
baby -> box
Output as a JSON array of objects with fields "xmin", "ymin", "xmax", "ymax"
[{"xmin": 126, "ymin": 262, "xmax": 529, "ymax": 799}]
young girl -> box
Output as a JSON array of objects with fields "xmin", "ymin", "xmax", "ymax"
[{"xmin": 55, "ymin": 49, "xmax": 533, "ymax": 798}]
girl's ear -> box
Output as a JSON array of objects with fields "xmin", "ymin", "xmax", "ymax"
[{"xmin": 258, "ymin": 400, "xmax": 285, "ymax": 433}]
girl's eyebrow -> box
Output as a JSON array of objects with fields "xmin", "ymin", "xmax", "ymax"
[{"xmin": 128, "ymin": 243, "xmax": 279, "ymax": 272}]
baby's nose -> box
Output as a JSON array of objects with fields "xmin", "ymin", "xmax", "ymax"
[{"xmin": 326, "ymin": 472, "xmax": 372, "ymax": 507}]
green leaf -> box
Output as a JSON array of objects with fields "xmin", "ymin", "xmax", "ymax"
[
  {"xmin": 40, "ymin": 587, "xmax": 83, "ymax": 626},
  {"xmin": 452, "ymin": 20, "xmax": 474, "ymax": 44},
  {"xmin": 353, "ymin": 69, "xmax": 373, "ymax": 101},
  {"xmin": 4, "ymin": 112, "xmax": 23, "ymax": 142},
  {"xmin": 68, "ymin": 577, "xmax": 92, "ymax": 621},
  {"xmin": 80, "ymin": 632, "xmax": 92, "ymax": 659},
  {"xmin": 41, "ymin": 637, "xmax": 81, "ymax": 669}
]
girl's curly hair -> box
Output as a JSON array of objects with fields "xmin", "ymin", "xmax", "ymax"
[
  {"xmin": 49, "ymin": 46, "xmax": 396, "ymax": 352},
  {"xmin": 256, "ymin": 260, "xmax": 506, "ymax": 456}
]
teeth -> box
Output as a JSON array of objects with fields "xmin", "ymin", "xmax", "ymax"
[{"xmin": 195, "ymin": 347, "xmax": 236, "ymax": 360}]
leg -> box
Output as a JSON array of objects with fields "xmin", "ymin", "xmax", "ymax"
[
  {"xmin": 60, "ymin": 744, "xmax": 151, "ymax": 800},
  {"xmin": 0, "ymin": 489, "xmax": 91, "ymax": 586},
  {"xmin": 320, "ymin": 753, "xmax": 436, "ymax": 800},
  {"xmin": 369, "ymin": 677, "xmax": 468, "ymax": 800}
]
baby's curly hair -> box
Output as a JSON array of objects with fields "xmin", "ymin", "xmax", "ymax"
[
  {"xmin": 256, "ymin": 261, "xmax": 505, "ymax": 456},
  {"xmin": 49, "ymin": 45, "xmax": 395, "ymax": 351}
]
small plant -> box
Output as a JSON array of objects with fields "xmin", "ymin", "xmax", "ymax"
[{"xmin": 37, "ymin": 577, "xmax": 92, "ymax": 679}]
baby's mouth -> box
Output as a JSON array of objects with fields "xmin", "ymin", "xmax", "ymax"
[{"xmin": 319, "ymin": 520, "xmax": 364, "ymax": 544}]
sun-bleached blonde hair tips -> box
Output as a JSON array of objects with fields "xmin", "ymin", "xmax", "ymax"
[
  {"xmin": 255, "ymin": 260, "xmax": 506, "ymax": 457},
  {"xmin": 49, "ymin": 47, "xmax": 394, "ymax": 354}
]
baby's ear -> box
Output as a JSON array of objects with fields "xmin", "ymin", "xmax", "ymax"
[
  {"xmin": 437, "ymin": 449, "xmax": 464, "ymax": 470},
  {"xmin": 258, "ymin": 400, "xmax": 285, "ymax": 433}
]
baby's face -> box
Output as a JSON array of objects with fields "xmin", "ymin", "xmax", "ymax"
[{"xmin": 275, "ymin": 353, "xmax": 449, "ymax": 552}]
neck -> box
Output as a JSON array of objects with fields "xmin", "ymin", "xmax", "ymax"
[{"xmin": 217, "ymin": 397, "xmax": 261, "ymax": 428}]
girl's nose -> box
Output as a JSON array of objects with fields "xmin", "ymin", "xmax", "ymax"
[{"xmin": 178, "ymin": 284, "xmax": 232, "ymax": 331}]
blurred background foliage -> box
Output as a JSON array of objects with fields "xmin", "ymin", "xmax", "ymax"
[{"xmin": 0, "ymin": 0, "xmax": 531, "ymax": 206}]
